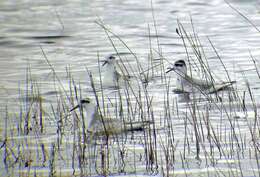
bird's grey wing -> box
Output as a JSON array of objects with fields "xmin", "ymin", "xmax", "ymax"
[
  {"xmin": 100, "ymin": 119, "xmax": 150, "ymax": 133},
  {"xmin": 207, "ymin": 81, "xmax": 236, "ymax": 94},
  {"xmin": 124, "ymin": 120, "xmax": 151, "ymax": 131},
  {"xmin": 185, "ymin": 75, "xmax": 212, "ymax": 89},
  {"xmin": 88, "ymin": 117, "xmax": 124, "ymax": 136},
  {"xmin": 88, "ymin": 118, "xmax": 151, "ymax": 136}
]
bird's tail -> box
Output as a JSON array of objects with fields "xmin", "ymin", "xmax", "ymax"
[
  {"xmin": 124, "ymin": 120, "xmax": 152, "ymax": 132},
  {"xmin": 208, "ymin": 80, "xmax": 236, "ymax": 94}
]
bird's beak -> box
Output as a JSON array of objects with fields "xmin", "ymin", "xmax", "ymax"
[
  {"xmin": 102, "ymin": 60, "xmax": 108, "ymax": 66},
  {"xmin": 166, "ymin": 67, "xmax": 174, "ymax": 73},
  {"xmin": 70, "ymin": 104, "xmax": 80, "ymax": 112}
]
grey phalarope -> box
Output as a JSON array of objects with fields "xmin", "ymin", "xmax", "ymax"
[
  {"xmin": 102, "ymin": 54, "xmax": 131, "ymax": 87},
  {"xmin": 70, "ymin": 98, "xmax": 150, "ymax": 136},
  {"xmin": 166, "ymin": 60, "xmax": 236, "ymax": 94}
]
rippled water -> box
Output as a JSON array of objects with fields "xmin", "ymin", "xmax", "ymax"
[
  {"xmin": 1, "ymin": 0, "xmax": 260, "ymax": 101},
  {"xmin": 1, "ymin": 0, "xmax": 260, "ymax": 176}
]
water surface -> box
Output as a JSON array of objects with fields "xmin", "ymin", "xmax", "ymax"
[{"xmin": 1, "ymin": 0, "xmax": 260, "ymax": 176}]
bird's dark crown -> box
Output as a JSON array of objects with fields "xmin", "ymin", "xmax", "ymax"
[
  {"xmin": 80, "ymin": 98, "xmax": 91, "ymax": 104},
  {"xmin": 174, "ymin": 60, "xmax": 186, "ymax": 67}
]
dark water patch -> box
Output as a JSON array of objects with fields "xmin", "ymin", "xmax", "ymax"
[
  {"xmin": 40, "ymin": 41, "xmax": 56, "ymax": 44},
  {"xmin": 207, "ymin": 56, "xmax": 219, "ymax": 60},
  {"xmin": 0, "ymin": 7, "xmax": 20, "ymax": 12},
  {"xmin": 170, "ymin": 10, "xmax": 179, "ymax": 14},
  {"xmin": 127, "ymin": 24, "xmax": 141, "ymax": 29},
  {"xmin": 6, "ymin": 27, "xmax": 63, "ymax": 34},
  {"xmin": 157, "ymin": 0, "xmax": 172, "ymax": 4},
  {"xmin": 160, "ymin": 42, "xmax": 183, "ymax": 47},
  {"xmin": 185, "ymin": 2, "xmax": 210, "ymax": 6},
  {"xmin": 123, "ymin": 7, "xmax": 155, "ymax": 12},
  {"xmin": 43, "ymin": 90, "xmax": 61, "ymax": 96},
  {"xmin": 0, "ymin": 37, "xmax": 25, "ymax": 47},
  {"xmin": 136, "ymin": 34, "xmax": 177, "ymax": 39},
  {"xmin": 28, "ymin": 35, "xmax": 70, "ymax": 40},
  {"xmin": 0, "ymin": 40, "xmax": 15, "ymax": 46},
  {"xmin": 116, "ymin": 52, "xmax": 133, "ymax": 56},
  {"xmin": 252, "ymin": 85, "xmax": 260, "ymax": 90}
]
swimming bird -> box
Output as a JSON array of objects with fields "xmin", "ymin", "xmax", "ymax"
[
  {"xmin": 102, "ymin": 54, "xmax": 131, "ymax": 87},
  {"xmin": 166, "ymin": 60, "xmax": 236, "ymax": 94},
  {"xmin": 70, "ymin": 98, "xmax": 151, "ymax": 137}
]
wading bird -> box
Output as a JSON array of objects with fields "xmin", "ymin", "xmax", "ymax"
[
  {"xmin": 166, "ymin": 60, "xmax": 236, "ymax": 94},
  {"xmin": 70, "ymin": 98, "xmax": 151, "ymax": 137},
  {"xmin": 102, "ymin": 54, "xmax": 131, "ymax": 88}
]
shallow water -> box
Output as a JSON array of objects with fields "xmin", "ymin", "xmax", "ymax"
[{"xmin": 1, "ymin": 0, "xmax": 260, "ymax": 176}]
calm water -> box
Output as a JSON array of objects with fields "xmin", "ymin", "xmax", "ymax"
[
  {"xmin": 1, "ymin": 0, "xmax": 260, "ymax": 102},
  {"xmin": 1, "ymin": 0, "xmax": 260, "ymax": 176}
]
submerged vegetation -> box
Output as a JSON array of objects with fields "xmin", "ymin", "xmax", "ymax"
[{"xmin": 1, "ymin": 9, "xmax": 260, "ymax": 177}]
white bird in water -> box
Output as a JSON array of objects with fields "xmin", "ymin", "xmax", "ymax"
[
  {"xmin": 70, "ymin": 98, "xmax": 151, "ymax": 137},
  {"xmin": 102, "ymin": 54, "xmax": 131, "ymax": 88},
  {"xmin": 166, "ymin": 60, "xmax": 236, "ymax": 94}
]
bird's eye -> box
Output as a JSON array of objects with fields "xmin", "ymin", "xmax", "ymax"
[
  {"xmin": 109, "ymin": 56, "xmax": 114, "ymax": 60},
  {"xmin": 175, "ymin": 63, "xmax": 183, "ymax": 67}
]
